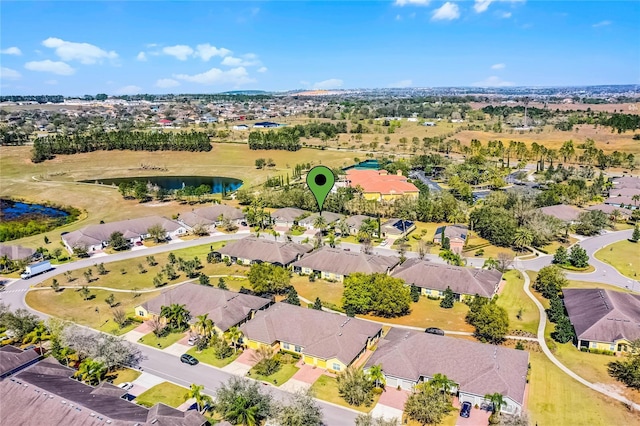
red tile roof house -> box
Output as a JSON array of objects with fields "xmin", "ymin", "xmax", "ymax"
[
  {"xmin": 365, "ymin": 328, "xmax": 529, "ymax": 415},
  {"xmin": 346, "ymin": 169, "xmax": 420, "ymax": 202}
]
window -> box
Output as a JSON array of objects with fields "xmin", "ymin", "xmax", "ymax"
[
  {"xmin": 282, "ymin": 343, "xmax": 290, "ymax": 350},
  {"xmin": 610, "ymin": 344, "xmax": 615, "ymax": 351},
  {"xmin": 591, "ymin": 342, "xmax": 597, "ymax": 348},
  {"xmin": 138, "ymin": 311, "xmax": 144, "ymax": 316},
  {"xmin": 294, "ymin": 345, "xmax": 302, "ymax": 353},
  {"xmin": 332, "ymin": 363, "xmax": 341, "ymax": 371}
]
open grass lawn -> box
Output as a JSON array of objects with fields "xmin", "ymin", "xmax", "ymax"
[
  {"xmin": 186, "ymin": 346, "xmax": 240, "ymax": 368},
  {"xmin": 248, "ymin": 363, "xmax": 299, "ymax": 386},
  {"xmin": 291, "ymin": 275, "xmax": 344, "ymax": 307},
  {"xmin": 594, "ymin": 239, "xmax": 640, "ymax": 280},
  {"xmin": 528, "ymin": 351, "xmax": 639, "ymax": 426},
  {"xmin": 138, "ymin": 331, "xmax": 185, "ymax": 349},
  {"xmin": 403, "ymin": 221, "xmax": 449, "ymax": 251},
  {"xmin": 108, "ymin": 368, "xmax": 142, "ymax": 386},
  {"xmin": 25, "ymin": 288, "xmax": 159, "ymax": 330},
  {"xmin": 496, "ymin": 270, "xmax": 539, "ymax": 335},
  {"xmin": 464, "ymin": 232, "xmax": 516, "ymax": 259},
  {"xmin": 135, "ymin": 381, "xmax": 188, "ymax": 408},
  {"xmin": 536, "ymin": 236, "xmax": 579, "ymax": 255},
  {"xmin": 360, "ymin": 296, "xmax": 474, "ymax": 333},
  {"xmin": 310, "ymin": 375, "xmax": 380, "ymax": 413}
]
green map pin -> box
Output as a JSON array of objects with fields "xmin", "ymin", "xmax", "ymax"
[{"xmin": 307, "ymin": 166, "xmax": 335, "ymax": 213}]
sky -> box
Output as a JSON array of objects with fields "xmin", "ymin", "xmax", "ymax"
[{"xmin": 1, "ymin": 1, "xmax": 639, "ymax": 95}]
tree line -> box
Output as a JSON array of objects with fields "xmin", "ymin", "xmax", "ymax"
[
  {"xmin": 248, "ymin": 127, "xmax": 302, "ymax": 151},
  {"xmin": 31, "ymin": 130, "xmax": 212, "ymax": 162}
]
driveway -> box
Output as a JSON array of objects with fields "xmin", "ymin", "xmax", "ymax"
[
  {"xmin": 368, "ymin": 387, "xmax": 408, "ymax": 424},
  {"xmin": 122, "ymin": 322, "xmax": 152, "ymax": 343},
  {"xmin": 164, "ymin": 341, "xmax": 191, "ymax": 357},
  {"xmin": 280, "ymin": 362, "xmax": 325, "ymax": 392},
  {"xmin": 221, "ymin": 348, "xmax": 257, "ymax": 375}
]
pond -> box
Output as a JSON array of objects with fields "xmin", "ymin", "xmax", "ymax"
[
  {"xmin": 0, "ymin": 199, "xmax": 70, "ymax": 221},
  {"xmin": 81, "ymin": 176, "xmax": 243, "ymax": 194},
  {"xmin": 343, "ymin": 159, "xmax": 380, "ymax": 171}
]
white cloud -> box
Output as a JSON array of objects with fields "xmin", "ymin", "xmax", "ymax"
[
  {"xmin": 45, "ymin": 79, "xmax": 58, "ymax": 85},
  {"xmin": 136, "ymin": 52, "xmax": 147, "ymax": 61},
  {"xmin": 593, "ymin": 20, "xmax": 612, "ymax": 28},
  {"xmin": 313, "ymin": 79, "xmax": 343, "ymax": 90},
  {"xmin": 472, "ymin": 76, "xmax": 514, "ymax": 87},
  {"xmin": 173, "ymin": 67, "xmax": 255, "ymax": 86},
  {"xmin": 42, "ymin": 37, "xmax": 117, "ymax": 64},
  {"xmin": 257, "ymin": 67, "xmax": 268, "ymax": 73},
  {"xmin": 162, "ymin": 45, "xmax": 194, "ymax": 60},
  {"xmin": 0, "ymin": 67, "xmax": 21, "ymax": 80},
  {"xmin": 491, "ymin": 63, "xmax": 506, "ymax": 70},
  {"xmin": 389, "ymin": 79, "xmax": 413, "ymax": 88},
  {"xmin": 396, "ymin": 14, "xmax": 402, "ymax": 21},
  {"xmin": 394, "ymin": 0, "xmax": 430, "ymax": 6},
  {"xmin": 156, "ymin": 78, "xmax": 180, "ymax": 88},
  {"xmin": 115, "ymin": 85, "xmax": 142, "ymax": 95},
  {"xmin": 431, "ymin": 2, "xmax": 460, "ymax": 21},
  {"xmin": 195, "ymin": 43, "xmax": 232, "ymax": 61},
  {"xmin": 1, "ymin": 47, "xmax": 22, "ymax": 56},
  {"xmin": 25, "ymin": 60, "xmax": 75, "ymax": 75},
  {"xmin": 221, "ymin": 53, "xmax": 262, "ymax": 67},
  {"xmin": 474, "ymin": 0, "xmax": 493, "ymax": 13},
  {"xmin": 500, "ymin": 11, "xmax": 512, "ymax": 18}
]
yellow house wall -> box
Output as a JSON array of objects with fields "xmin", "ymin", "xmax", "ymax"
[
  {"xmin": 587, "ymin": 340, "xmax": 631, "ymax": 352},
  {"xmin": 135, "ymin": 305, "xmax": 150, "ymax": 319},
  {"xmin": 363, "ymin": 192, "xmax": 382, "ymax": 201}
]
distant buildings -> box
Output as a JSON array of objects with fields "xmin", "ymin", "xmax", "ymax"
[
  {"xmin": 346, "ymin": 169, "xmax": 419, "ymax": 202},
  {"xmin": 271, "ymin": 207, "xmax": 307, "ymax": 227}
]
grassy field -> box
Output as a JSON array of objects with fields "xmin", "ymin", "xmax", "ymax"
[
  {"xmin": 25, "ymin": 288, "xmax": 160, "ymax": 330},
  {"xmin": 186, "ymin": 346, "xmax": 240, "ymax": 368},
  {"xmin": 594, "ymin": 240, "xmax": 640, "ymax": 280},
  {"xmin": 135, "ymin": 381, "xmax": 188, "ymax": 408},
  {"xmin": 291, "ymin": 275, "xmax": 344, "ymax": 306},
  {"xmin": 310, "ymin": 375, "xmax": 380, "ymax": 413},
  {"xmin": 109, "ymin": 368, "xmax": 142, "ymax": 386},
  {"xmin": 496, "ymin": 270, "xmax": 539, "ymax": 335},
  {"xmin": 464, "ymin": 232, "xmax": 517, "ymax": 258},
  {"xmin": 138, "ymin": 331, "xmax": 186, "ymax": 349},
  {"xmin": 248, "ymin": 363, "xmax": 299, "ymax": 386}
]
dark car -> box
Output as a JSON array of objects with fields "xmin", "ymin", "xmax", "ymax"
[
  {"xmin": 460, "ymin": 401, "xmax": 472, "ymax": 418},
  {"xmin": 425, "ymin": 327, "xmax": 445, "ymax": 336},
  {"xmin": 180, "ymin": 354, "xmax": 199, "ymax": 365}
]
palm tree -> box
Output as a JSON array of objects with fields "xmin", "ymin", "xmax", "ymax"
[
  {"xmin": 632, "ymin": 194, "xmax": 640, "ymax": 208},
  {"xmin": 75, "ymin": 358, "xmax": 106, "ymax": 385},
  {"xmin": 513, "ymin": 227, "xmax": 534, "ymax": 252},
  {"xmin": 313, "ymin": 215, "xmax": 327, "ymax": 234},
  {"xmin": 160, "ymin": 303, "xmax": 191, "ymax": 331},
  {"xmin": 429, "ymin": 373, "xmax": 456, "ymax": 394},
  {"xmin": 484, "ymin": 392, "xmax": 507, "ymax": 415},
  {"xmin": 338, "ymin": 219, "xmax": 350, "ymax": 237},
  {"xmin": 186, "ymin": 383, "xmax": 213, "ymax": 413},
  {"xmin": 226, "ymin": 395, "xmax": 259, "ymax": 426},
  {"xmin": 367, "ymin": 364, "xmax": 386, "ymax": 390},
  {"xmin": 225, "ymin": 326, "xmax": 242, "ymax": 353},
  {"xmin": 195, "ymin": 314, "xmax": 214, "ymax": 339},
  {"xmin": 22, "ymin": 322, "xmax": 51, "ymax": 353},
  {"xmin": 482, "ymin": 257, "xmax": 499, "ymax": 270}
]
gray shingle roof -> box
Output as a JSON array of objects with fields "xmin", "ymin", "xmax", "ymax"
[
  {"xmin": 271, "ymin": 207, "xmax": 307, "ymax": 222},
  {"xmin": 563, "ymin": 288, "xmax": 640, "ymax": 343},
  {"xmin": 537, "ymin": 205, "xmax": 584, "ymax": 222},
  {"xmin": 0, "ymin": 345, "xmax": 40, "ymax": 377},
  {"xmin": 612, "ymin": 176, "xmax": 640, "ymax": 190},
  {"xmin": 241, "ymin": 302, "xmax": 382, "ymax": 365},
  {"xmin": 366, "ymin": 328, "xmax": 529, "ymax": 404},
  {"xmin": 215, "ymin": 236, "xmax": 312, "ymax": 266},
  {"xmin": 392, "ymin": 258, "xmax": 502, "ymax": 298},
  {"xmin": 0, "ymin": 244, "xmax": 36, "ymax": 261},
  {"xmin": 433, "ymin": 225, "xmax": 468, "ymax": 241},
  {"xmin": 585, "ymin": 204, "xmax": 633, "ymax": 217},
  {"xmin": 345, "ymin": 215, "xmax": 373, "ymax": 230},
  {"xmin": 292, "ymin": 247, "xmax": 400, "ymax": 276},
  {"xmin": 142, "ymin": 283, "xmax": 271, "ymax": 332},
  {"xmin": 298, "ymin": 212, "xmax": 343, "ymax": 226},
  {"xmin": 179, "ymin": 204, "xmax": 244, "ymax": 227}
]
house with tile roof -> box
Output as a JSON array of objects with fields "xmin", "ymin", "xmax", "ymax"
[
  {"xmin": 563, "ymin": 288, "xmax": 640, "ymax": 352},
  {"xmin": 346, "ymin": 169, "xmax": 419, "ymax": 202},
  {"xmin": 365, "ymin": 328, "xmax": 529, "ymax": 415},
  {"xmin": 213, "ymin": 236, "xmax": 312, "ymax": 267},
  {"xmin": 392, "ymin": 258, "xmax": 503, "ymax": 300},
  {"xmin": 292, "ymin": 247, "xmax": 400, "ymax": 282},
  {"xmin": 240, "ymin": 302, "xmax": 382, "ymax": 372}
]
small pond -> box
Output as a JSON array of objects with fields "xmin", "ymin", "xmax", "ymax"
[
  {"xmin": 343, "ymin": 159, "xmax": 380, "ymax": 171},
  {"xmin": 81, "ymin": 176, "xmax": 243, "ymax": 194},
  {"xmin": 0, "ymin": 199, "xmax": 70, "ymax": 221}
]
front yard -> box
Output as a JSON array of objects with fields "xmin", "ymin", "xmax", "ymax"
[
  {"xmin": 186, "ymin": 346, "xmax": 240, "ymax": 368},
  {"xmin": 248, "ymin": 362, "xmax": 299, "ymax": 386},
  {"xmin": 108, "ymin": 368, "xmax": 142, "ymax": 386},
  {"xmin": 135, "ymin": 381, "xmax": 189, "ymax": 408},
  {"xmin": 310, "ymin": 375, "xmax": 380, "ymax": 413},
  {"xmin": 138, "ymin": 331, "xmax": 185, "ymax": 349}
]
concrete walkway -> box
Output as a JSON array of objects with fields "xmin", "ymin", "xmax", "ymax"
[
  {"xmin": 520, "ymin": 267, "xmax": 640, "ymax": 411},
  {"xmin": 164, "ymin": 341, "xmax": 191, "ymax": 357}
]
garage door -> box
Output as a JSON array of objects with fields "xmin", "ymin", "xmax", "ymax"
[
  {"xmin": 303, "ymin": 355, "xmax": 314, "ymax": 365},
  {"xmin": 317, "ymin": 359, "xmax": 326, "ymax": 369}
]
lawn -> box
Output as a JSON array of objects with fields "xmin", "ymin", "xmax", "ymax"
[
  {"xmin": 310, "ymin": 375, "xmax": 380, "ymax": 413},
  {"xmin": 291, "ymin": 275, "xmax": 344, "ymax": 307},
  {"xmin": 248, "ymin": 363, "xmax": 299, "ymax": 386},
  {"xmin": 138, "ymin": 331, "xmax": 186, "ymax": 349},
  {"xmin": 464, "ymin": 232, "xmax": 516, "ymax": 258},
  {"xmin": 360, "ymin": 296, "xmax": 474, "ymax": 333},
  {"xmin": 135, "ymin": 381, "xmax": 189, "ymax": 408},
  {"xmin": 402, "ymin": 221, "xmax": 449, "ymax": 251},
  {"xmin": 496, "ymin": 270, "xmax": 539, "ymax": 335},
  {"xmin": 594, "ymin": 239, "xmax": 640, "ymax": 280},
  {"xmin": 535, "ymin": 236, "xmax": 579, "ymax": 255},
  {"xmin": 108, "ymin": 368, "xmax": 142, "ymax": 386},
  {"xmin": 186, "ymin": 346, "xmax": 240, "ymax": 368},
  {"xmin": 25, "ymin": 288, "xmax": 160, "ymax": 330}
]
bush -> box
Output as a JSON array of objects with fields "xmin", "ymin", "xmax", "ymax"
[{"xmin": 253, "ymin": 357, "xmax": 281, "ymax": 376}]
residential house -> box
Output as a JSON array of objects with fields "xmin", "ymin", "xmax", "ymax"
[
  {"xmin": 240, "ymin": 302, "xmax": 382, "ymax": 372},
  {"xmin": 271, "ymin": 207, "xmax": 307, "ymax": 227},
  {"xmin": 604, "ymin": 196, "xmax": 638, "ymax": 210},
  {"xmin": 380, "ymin": 219, "xmax": 415, "ymax": 238},
  {"xmin": 253, "ymin": 121, "xmax": 280, "ymax": 128},
  {"xmin": 298, "ymin": 212, "xmax": 343, "ymax": 230},
  {"xmin": 611, "ymin": 176, "xmax": 640, "ymax": 190},
  {"xmin": 344, "ymin": 215, "xmax": 374, "ymax": 235},
  {"xmin": 392, "ymin": 258, "xmax": 503, "ymax": 300},
  {"xmin": 135, "ymin": 283, "xmax": 272, "ymax": 334},
  {"xmin": 62, "ymin": 216, "xmax": 186, "ymax": 253},
  {"xmin": 346, "ymin": 169, "xmax": 420, "ymax": 202},
  {"xmin": 433, "ymin": 225, "xmax": 468, "ymax": 254},
  {"xmin": 0, "ymin": 357, "xmax": 206, "ymax": 425},
  {"xmin": 0, "ymin": 346, "xmax": 41, "ymax": 378},
  {"xmin": 292, "ymin": 247, "xmax": 400, "ymax": 282},
  {"xmin": 213, "ymin": 236, "xmax": 312, "ymax": 267},
  {"xmin": 563, "ymin": 288, "xmax": 640, "ymax": 352},
  {"xmin": 179, "ymin": 204, "xmax": 245, "ymax": 231},
  {"xmin": 365, "ymin": 328, "xmax": 529, "ymax": 415},
  {"xmin": 537, "ymin": 204, "xmax": 584, "ymax": 223},
  {"xmin": 585, "ymin": 204, "xmax": 633, "ymax": 220},
  {"xmin": 0, "ymin": 244, "xmax": 36, "ymax": 261}
]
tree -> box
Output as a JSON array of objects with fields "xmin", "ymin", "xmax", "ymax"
[
  {"xmin": 575, "ymin": 210, "xmax": 610, "ymax": 236},
  {"xmin": 468, "ymin": 301, "xmax": 509, "ymax": 344},
  {"xmin": 632, "ymin": 224, "xmax": 640, "ymax": 243},
  {"xmin": 199, "ymin": 273, "xmax": 211, "ymax": 286},
  {"xmin": 404, "ymin": 383, "xmax": 452, "ymax": 426},
  {"xmin": 96, "ymin": 263, "xmax": 107, "ymax": 275},
  {"xmin": 215, "ymin": 377, "xmax": 273, "ymax": 426},
  {"xmin": 442, "ymin": 236, "xmax": 450, "ymax": 250},
  {"xmin": 312, "ymin": 297, "xmax": 323, "ymax": 310},
  {"xmin": 104, "ymin": 293, "xmax": 116, "ymax": 307},
  {"xmin": 367, "ymin": 364, "xmax": 386, "ymax": 389},
  {"xmin": 429, "ymin": 373, "xmax": 456, "ymax": 395},
  {"xmin": 218, "ymin": 277, "xmax": 229, "ymax": 290},
  {"xmin": 147, "ymin": 224, "xmax": 167, "ymax": 243},
  {"xmin": 251, "ymin": 345, "xmax": 281, "ymax": 376},
  {"xmin": 79, "ymin": 285, "xmax": 91, "ymax": 301},
  {"xmin": 337, "ymin": 366, "xmax": 374, "ymax": 407},
  {"xmin": 187, "ymin": 383, "xmax": 213, "ymax": 413},
  {"xmin": 255, "ymin": 158, "xmax": 266, "ymax": 169},
  {"xmin": 75, "ymin": 358, "xmax": 107, "ymax": 385},
  {"xmin": 608, "ymin": 339, "xmax": 640, "ymax": 390},
  {"xmin": 513, "ymin": 228, "xmax": 533, "ymax": 251},
  {"xmin": 551, "ymin": 315, "xmax": 575, "ymax": 343},
  {"xmin": 483, "ymin": 257, "xmax": 499, "ymax": 270},
  {"xmin": 410, "ymin": 285, "xmax": 421, "ymax": 302},
  {"xmin": 533, "ymin": 265, "xmax": 568, "ymax": 299},
  {"xmin": 51, "ymin": 278, "xmax": 60, "ymax": 292},
  {"xmin": 168, "ymin": 252, "xmax": 177, "ymax": 264},
  {"xmin": 195, "ymin": 313, "xmax": 215, "ymax": 340},
  {"xmin": 342, "ymin": 273, "xmax": 411, "ymax": 318},
  {"xmin": 153, "ymin": 273, "xmax": 164, "ymax": 287},
  {"xmin": 497, "ymin": 253, "xmax": 514, "ymax": 272},
  {"xmin": 83, "ymin": 268, "xmax": 93, "ymax": 284},
  {"xmin": 0, "ymin": 306, "xmax": 39, "ymax": 340},
  {"xmin": 568, "ymin": 245, "xmax": 589, "ymax": 268},
  {"xmin": 22, "ymin": 321, "xmax": 51, "ymax": 353},
  {"xmin": 109, "ymin": 231, "xmax": 129, "ymax": 251},
  {"xmin": 439, "ymin": 287, "xmax": 455, "ymax": 309},
  {"xmin": 284, "ymin": 287, "xmax": 301, "ymax": 306},
  {"xmin": 248, "ymin": 263, "xmax": 291, "ymax": 294},
  {"xmin": 225, "ymin": 326, "xmax": 242, "ymax": 353},
  {"xmin": 275, "ymin": 389, "xmax": 324, "ymax": 426},
  {"xmin": 160, "ymin": 303, "xmax": 191, "ymax": 331},
  {"xmin": 112, "ymin": 307, "xmax": 128, "ymax": 328},
  {"xmin": 484, "ymin": 392, "xmax": 507, "ymax": 416},
  {"xmin": 354, "ymin": 414, "xmax": 400, "ymax": 426},
  {"xmin": 498, "ymin": 413, "xmax": 530, "ymax": 426},
  {"xmin": 146, "ymin": 255, "xmax": 157, "ymax": 266},
  {"xmin": 552, "ymin": 246, "xmax": 568, "ymax": 265}
]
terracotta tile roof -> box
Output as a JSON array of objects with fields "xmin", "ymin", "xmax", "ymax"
[
  {"xmin": 240, "ymin": 302, "xmax": 382, "ymax": 365},
  {"xmin": 366, "ymin": 328, "xmax": 529, "ymax": 404},
  {"xmin": 292, "ymin": 247, "xmax": 400, "ymax": 276},
  {"xmin": 346, "ymin": 170, "xmax": 419, "ymax": 195},
  {"xmin": 215, "ymin": 236, "xmax": 312, "ymax": 266}
]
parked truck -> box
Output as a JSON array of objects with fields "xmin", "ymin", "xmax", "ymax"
[{"xmin": 20, "ymin": 260, "xmax": 53, "ymax": 279}]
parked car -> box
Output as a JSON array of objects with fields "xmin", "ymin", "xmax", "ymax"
[
  {"xmin": 118, "ymin": 382, "xmax": 134, "ymax": 391},
  {"xmin": 425, "ymin": 327, "xmax": 445, "ymax": 336},
  {"xmin": 379, "ymin": 240, "xmax": 388, "ymax": 246},
  {"xmin": 460, "ymin": 401, "xmax": 472, "ymax": 418},
  {"xmin": 188, "ymin": 335, "xmax": 198, "ymax": 346},
  {"xmin": 135, "ymin": 241, "xmax": 143, "ymax": 246},
  {"xmin": 180, "ymin": 354, "xmax": 199, "ymax": 365}
]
